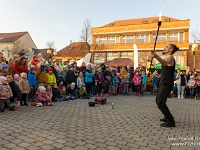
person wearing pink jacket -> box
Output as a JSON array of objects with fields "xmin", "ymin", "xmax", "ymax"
[{"xmin": 133, "ymin": 72, "xmax": 141, "ymax": 96}]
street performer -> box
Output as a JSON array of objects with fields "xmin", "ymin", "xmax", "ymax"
[{"xmin": 152, "ymin": 44, "xmax": 179, "ymax": 127}]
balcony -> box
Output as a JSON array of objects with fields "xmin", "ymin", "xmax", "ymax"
[{"xmin": 91, "ymin": 41, "xmax": 189, "ymax": 51}]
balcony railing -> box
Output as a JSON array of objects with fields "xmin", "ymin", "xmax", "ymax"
[{"xmin": 91, "ymin": 41, "xmax": 188, "ymax": 50}]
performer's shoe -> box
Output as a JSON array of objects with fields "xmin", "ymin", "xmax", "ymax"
[
  {"xmin": 160, "ymin": 122, "xmax": 175, "ymax": 127},
  {"xmin": 160, "ymin": 118, "xmax": 166, "ymax": 122}
]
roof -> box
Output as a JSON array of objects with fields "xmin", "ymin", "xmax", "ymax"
[
  {"xmin": 57, "ymin": 42, "xmax": 90, "ymax": 57},
  {"xmin": 0, "ymin": 32, "xmax": 27, "ymax": 43},
  {"xmin": 105, "ymin": 58, "xmax": 134, "ymax": 67},
  {"xmin": 102, "ymin": 16, "xmax": 179, "ymax": 27}
]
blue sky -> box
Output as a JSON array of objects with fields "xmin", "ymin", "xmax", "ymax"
[{"xmin": 1, "ymin": 0, "xmax": 200, "ymax": 50}]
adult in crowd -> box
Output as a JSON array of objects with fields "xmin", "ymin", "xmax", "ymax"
[
  {"xmin": 30, "ymin": 54, "xmax": 39, "ymax": 71},
  {"xmin": 8, "ymin": 54, "xmax": 20, "ymax": 76},
  {"xmin": 176, "ymin": 71, "xmax": 187, "ymax": 99},
  {"xmin": 5, "ymin": 73, "xmax": 21, "ymax": 108},
  {"xmin": 0, "ymin": 52, "xmax": 4, "ymax": 70},
  {"xmin": 36, "ymin": 60, "xmax": 47, "ymax": 86},
  {"xmin": 13, "ymin": 56, "xmax": 28, "ymax": 75},
  {"xmin": 104, "ymin": 67, "xmax": 111, "ymax": 95},
  {"xmin": 80, "ymin": 62, "xmax": 86, "ymax": 75}
]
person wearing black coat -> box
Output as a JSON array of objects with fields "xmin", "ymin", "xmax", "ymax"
[
  {"xmin": 5, "ymin": 73, "xmax": 22, "ymax": 108},
  {"xmin": 65, "ymin": 67, "xmax": 75, "ymax": 86}
]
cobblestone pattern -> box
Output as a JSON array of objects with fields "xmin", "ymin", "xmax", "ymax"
[{"xmin": 0, "ymin": 95, "xmax": 200, "ymax": 150}]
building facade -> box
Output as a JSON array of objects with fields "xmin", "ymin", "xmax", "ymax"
[
  {"xmin": 0, "ymin": 32, "xmax": 37, "ymax": 60},
  {"xmin": 91, "ymin": 16, "xmax": 189, "ymax": 67}
]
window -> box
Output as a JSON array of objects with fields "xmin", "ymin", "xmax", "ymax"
[
  {"xmin": 153, "ymin": 33, "xmax": 166, "ymax": 42},
  {"xmin": 108, "ymin": 36, "xmax": 119, "ymax": 44},
  {"xmin": 122, "ymin": 35, "xmax": 134, "ymax": 43},
  {"xmin": 93, "ymin": 53, "xmax": 105, "ymax": 64},
  {"xmin": 77, "ymin": 47, "xmax": 82, "ymax": 50},
  {"xmin": 107, "ymin": 52, "xmax": 118, "ymax": 61},
  {"xmin": 168, "ymin": 32, "xmax": 184, "ymax": 42},
  {"xmin": 121, "ymin": 52, "xmax": 133, "ymax": 59},
  {"xmin": 68, "ymin": 47, "xmax": 73, "ymax": 50},
  {"xmin": 96, "ymin": 37, "xmax": 106, "ymax": 44},
  {"xmin": 136, "ymin": 34, "xmax": 149, "ymax": 43}
]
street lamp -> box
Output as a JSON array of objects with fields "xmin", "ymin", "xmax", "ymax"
[
  {"xmin": 47, "ymin": 48, "xmax": 57, "ymax": 58},
  {"xmin": 192, "ymin": 42, "xmax": 199, "ymax": 71}
]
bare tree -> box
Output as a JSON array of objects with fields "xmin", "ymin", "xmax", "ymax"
[
  {"xmin": 191, "ymin": 25, "xmax": 200, "ymax": 43},
  {"xmin": 46, "ymin": 41, "xmax": 55, "ymax": 49},
  {"xmin": 138, "ymin": 51, "xmax": 151, "ymax": 67},
  {"xmin": 90, "ymin": 44, "xmax": 105, "ymax": 64},
  {"xmin": 80, "ymin": 19, "xmax": 91, "ymax": 53}
]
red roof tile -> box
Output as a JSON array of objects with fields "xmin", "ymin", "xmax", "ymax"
[
  {"xmin": 0, "ymin": 32, "xmax": 27, "ymax": 43},
  {"xmin": 102, "ymin": 16, "xmax": 179, "ymax": 27},
  {"xmin": 57, "ymin": 42, "xmax": 90, "ymax": 57}
]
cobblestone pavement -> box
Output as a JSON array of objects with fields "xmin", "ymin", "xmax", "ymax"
[{"xmin": 0, "ymin": 95, "xmax": 200, "ymax": 150}]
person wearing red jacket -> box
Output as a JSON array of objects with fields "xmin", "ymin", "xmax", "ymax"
[{"xmin": 13, "ymin": 56, "xmax": 28, "ymax": 75}]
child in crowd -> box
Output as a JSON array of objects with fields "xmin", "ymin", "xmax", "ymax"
[
  {"xmin": 187, "ymin": 76, "xmax": 196, "ymax": 98},
  {"xmin": 77, "ymin": 72, "xmax": 87, "ymax": 98},
  {"xmin": 46, "ymin": 84, "xmax": 52, "ymax": 102},
  {"xmin": 0, "ymin": 76, "xmax": 15, "ymax": 112},
  {"xmin": 173, "ymin": 83, "xmax": 178, "ymax": 97},
  {"xmin": 14, "ymin": 74, "xmax": 20, "ymax": 86},
  {"xmin": 152, "ymin": 73, "xmax": 159, "ymax": 95},
  {"xmin": 66, "ymin": 82, "xmax": 77, "ymax": 100},
  {"xmin": 28, "ymin": 67, "xmax": 37, "ymax": 101},
  {"xmin": 141, "ymin": 71, "xmax": 147, "ymax": 96},
  {"xmin": 19, "ymin": 72, "xmax": 30, "ymax": 106},
  {"xmin": 111, "ymin": 73, "xmax": 117, "ymax": 95},
  {"xmin": 95, "ymin": 68, "xmax": 104, "ymax": 96},
  {"xmin": 36, "ymin": 86, "xmax": 52, "ymax": 106},
  {"xmin": 59, "ymin": 85, "xmax": 69, "ymax": 100},
  {"xmin": 116, "ymin": 73, "xmax": 121, "ymax": 94},
  {"xmin": 2, "ymin": 63, "xmax": 10, "ymax": 75},
  {"xmin": 47, "ymin": 67, "xmax": 56, "ymax": 86},
  {"xmin": 133, "ymin": 72, "xmax": 141, "ymax": 96},
  {"xmin": 195, "ymin": 81, "xmax": 200, "ymax": 99},
  {"xmin": 122, "ymin": 74, "xmax": 130, "ymax": 95},
  {"xmin": 57, "ymin": 71, "xmax": 64, "ymax": 86},
  {"xmin": 120, "ymin": 66, "xmax": 127, "ymax": 78},
  {"xmin": 52, "ymin": 84, "xmax": 65, "ymax": 102}
]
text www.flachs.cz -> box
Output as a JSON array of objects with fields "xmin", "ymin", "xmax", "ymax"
[{"xmin": 172, "ymin": 142, "xmax": 200, "ymax": 146}]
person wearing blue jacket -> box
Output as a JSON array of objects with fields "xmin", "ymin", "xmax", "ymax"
[
  {"xmin": 28, "ymin": 67, "xmax": 37, "ymax": 101},
  {"xmin": 84, "ymin": 68, "xmax": 94, "ymax": 96},
  {"xmin": 152, "ymin": 73, "xmax": 159, "ymax": 95},
  {"xmin": 141, "ymin": 71, "xmax": 147, "ymax": 96}
]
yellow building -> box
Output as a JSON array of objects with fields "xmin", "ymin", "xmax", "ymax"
[{"xmin": 91, "ymin": 16, "xmax": 189, "ymax": 66}]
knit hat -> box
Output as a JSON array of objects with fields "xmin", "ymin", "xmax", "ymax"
[
  {"xmin": 48, "ymin": 67, "xmax": 53, "ymax": 72},
  {"xmin": 0, "ymin": 76, "xmax": 7, "ymax": 83},
  {"xmin": 71, "ymin": 82, "xmax": 75, "ymax": 86},
  {"xmin": 38, "ymin": 86, "xmax": 46, "ymax": 92},
  {"xmin": 2, "ymin": 63, "xmax": 9, "ymax": 69},
  {"xmin": 14, "ymin": 74, "xmax": 19, "ymax": 79},
  {"xmin": 30, "ymin": 67, "xmax": 35, "ymax": 72},
  {"xmin": 20, "ymin": 72, "xmax": 27, "ymax": 78},
  {"xmin": 57, "ymin": 71, "xmax": 62, "ymax": 76}
]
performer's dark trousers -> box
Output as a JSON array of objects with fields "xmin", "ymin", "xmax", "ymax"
[{"xmin": 156, "ymin": 84, "xmax": 175, "ymax": 122}]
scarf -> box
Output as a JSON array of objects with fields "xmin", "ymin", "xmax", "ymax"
[{"xmin": 180, "ymin": 75, "xmax": 186, "ymax": 86}]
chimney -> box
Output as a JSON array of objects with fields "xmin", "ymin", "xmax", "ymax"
[{"xmin": 70, "ymin": 40, "xmax": 72, "ymax": 44}]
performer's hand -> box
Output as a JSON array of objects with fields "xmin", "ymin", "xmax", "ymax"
[{"xmin": 152, "ymin": 51, "xmax": 157, "ymax": 58}]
